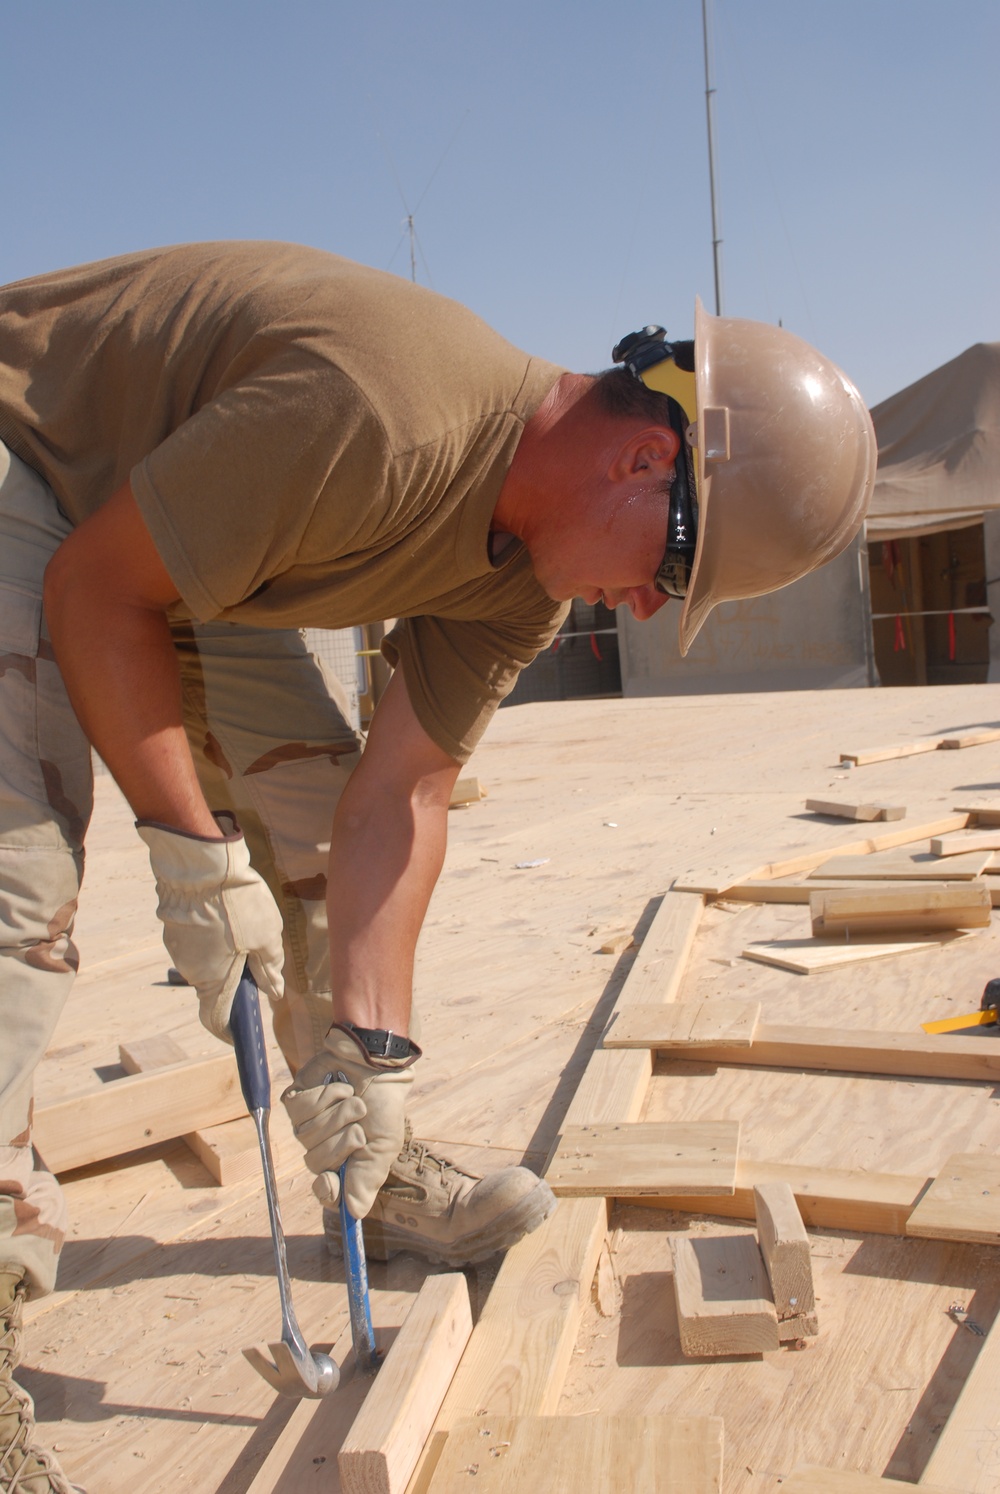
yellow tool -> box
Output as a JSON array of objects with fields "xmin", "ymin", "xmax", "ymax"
[{"xmin": 923, "ymin": 978, "xmax": 1000, "ymax": 1036}]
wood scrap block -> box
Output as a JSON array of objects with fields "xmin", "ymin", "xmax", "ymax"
[
  {"xmin": 753, "ymin": 1183, "xmax": 817, "ymax": 1340},
  {"xmin": 598, "ymin": 929, "xmax": 634, "ymax": 954},
  {"xmin": 930, "ymin": 829, "xmax": 1000, "ymax": 856},
  {"xmin": 810, "ymin": 852, "xmax": 991, "ymax": 880},
  {"xmin": 671, "ymin": 1232, "xmax": 779, "ymax": 1357},
  {"xmin": 545, "ymin": 1121, "xmax": 739, "ymax": 1197},
  {"xmin": 742, "ymin": 932, "xmax": 972, "ymax": 975},
  {"xmin": 448, "ymin": 775, "xmax": 485, "ymax": 807},
  {"xmin": 782, "ymin": 1470, "xmax": 953, "ymax": 1492},
  {"xmin": 605, "ymin": 999, "xmax": 760, "ymax": 1049},
  {"xmin": 906, "ymin": 1153, "xmax": 1000, "ymax": 1244},
  {"xmin": 955, "ymin": 803, "xmax": 1000, "ymax": 826},
  {"xmin": 938, "ymin": 726, "xmax": 1000, "ymax": 749},
  {"xmin": 809, "ymin": 882, "xmax": 991, "ymax": 936},
  {"xmin": 805, "ymin": 798, "xmax": 905, "ymax": 822},
  {"xmin": 339, "ymin": 1273, "xmax": 472, "ymax": 1494},
  {"xmin": 33, "ymin": 1050, "xmax": 247, "ymax": 1174},
  {"xmin": 119, "ymin": 1035, "xmax": 260, "ymax": 1185},
  {"xmin": 426, "ymin": 1415, "xmax": 724, "ymax": 1493}
]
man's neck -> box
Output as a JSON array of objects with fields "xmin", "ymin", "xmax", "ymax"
[{"xmin": 492, "ymin": 372, "xmax": 595, "ymax": 541}]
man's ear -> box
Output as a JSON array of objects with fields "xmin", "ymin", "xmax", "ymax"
[{"xmin": 608, "ymin": 426, "xmax": 681, "ymax": 481}]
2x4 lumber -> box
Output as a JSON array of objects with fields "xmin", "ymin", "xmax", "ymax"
[
  {"xmin": 33, "ymin": 1050, "xmax": 247, "ymax": 1174},
  {"xmin": 929, "ymin": 829, "xmax": 1000, "ymax": 856},
  {"xmin": 676, "ymin": 814, "xmax": 970, "ymax": 896},
  {"xmin": 425, "ymin": 1415, "xmax": 724, "ymax": 1493},
  {"xmin": 448, "ymin": 775, "xmax": 485, "ymax": 808},
  {"xmin": 783, "ymin": 1471, "xmax": 953, "ymax": 1493},
  {"xmin": 606, "ymin": 1015, "xmax": 1000, "ymax": 1083},
  {"xmin": 340, "ymin": 1274, "xmax": 472, "ymax": 1494},
  {"xmin": 606, "ymin": 998, "xmax": 760, "ymax": 1049},
  {"xmin": 955, "ymin": 803, "xmax": 1000, "ymax": 826},
  {"xmin": 809, "ymin": 882, "xmax": 991, "ymax": 935},
  {"xmin": 805, "ymin": 799, "xmax": 905, "ymax": 822},
  {"xmin": 918, "ymin": 1287, "xmax": 1000, "ymax": 1491},
  {"xmin": 906, "ymin": 1153, "xmax": 1000, "ymax": 1244},
  {"xmin": 938, "ymin": 725, "xmax": 1000, "ymax": 749},
  {"xmin": 544, "ymin": 1121, "xmax": 740, "ymax": 1197},
  {"xmin": 742, "ymin": 932, "xmax": 972, "ymax": 975},
  {"xmin": 630, "ymin": 1159, "xmax": 927, "ymax": 1237},
  {"xmin": 671, "ymin": 1232, "xmax": 780, "ymax": 1357},
  {"xmin": 839, "ymin": 739, "xmax": 942, "ymax": 765},
  {"xmin": 715, "ymin": 878, "xmax": 951, "ymax": 905},
  {"xmin": 403, "ymin": 894, "xmax": 706, "ymax": 1492},
  {"xmin": 809, "ymin": 852, "xmax": 991, "ymax": 880},
  {"xmin": 119, "ymin": 1034, "xmax": 260, "ymax": 1185},
  {"xmin": 753, "ymin": 1183, "xmax": 817, "ymax": 1340}
]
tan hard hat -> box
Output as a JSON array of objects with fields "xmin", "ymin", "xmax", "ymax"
[{"xmin": 639, "ymin": 299, "xmax": 877, "ymax": 656}]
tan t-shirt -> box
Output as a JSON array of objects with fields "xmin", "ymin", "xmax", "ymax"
[{"xmin": 0, "ymin": 241, "xmax": 569, "ymax": 760}]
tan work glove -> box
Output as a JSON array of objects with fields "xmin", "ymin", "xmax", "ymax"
[
  {"xmin": 136, "ymin": 812, "xmax": 285, "ymax": 1044},
  {"xmin": 281, "ymin": 1015, "xmax": 421, "ymax": 1219}
]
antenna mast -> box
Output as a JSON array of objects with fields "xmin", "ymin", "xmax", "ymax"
[{"xmin": 702, "ymin": 0, "xmax": 724, "ymax": 315}]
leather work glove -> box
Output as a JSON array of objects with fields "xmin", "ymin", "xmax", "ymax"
[
  {"xmin": 136, "ymin": 812, "xmax": 285, "ymax": 1043},
  {"xmin": 281, "ymin": 1014, "xmax": 422, "ymax": 1219}
]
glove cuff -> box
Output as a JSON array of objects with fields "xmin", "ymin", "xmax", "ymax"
[{"xmin": 135, "ymin": 810, "xmax": 242, "ymax": 843}]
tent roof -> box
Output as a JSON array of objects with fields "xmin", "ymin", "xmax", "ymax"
[{"xmin": 868, "ymin": 341, "xmax": 1000, "ymax": 538}]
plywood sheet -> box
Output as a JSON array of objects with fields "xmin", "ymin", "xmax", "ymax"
[
  {"xmin": 810, "ymin": 853, "xmax": 991, "ymax": 880},
  {"xmin": 906, "ymin": 1152, "xmax": 1000, "ymax": 1244},
  {"xmin": 782, "ymin": 1471, "xmax": 952, "ymax": 1492},
  {"xmin": 545, "ymin": 1121, "xmax": 739, "ymax": 1197},
  {"xmin": 426, "ymin": 1415, "xmax": 724, "ymax": 1493},
  {"xmin": 606, "ymin": 1000, "xmax": 760, "ymax": 1049}
]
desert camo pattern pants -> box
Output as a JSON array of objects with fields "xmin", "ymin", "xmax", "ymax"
[{"xmin": 0, "ymin": 441, "xmax": 361, "ymax": 1297}]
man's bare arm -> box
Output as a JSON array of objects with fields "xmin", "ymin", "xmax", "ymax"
[
  {"xmin": 42, "ymin": 481, "xmax": 218, "ymax": 835},
  {"xmin": 326, "ymin": 668, "xmax": 462, "ymax": 1038}
]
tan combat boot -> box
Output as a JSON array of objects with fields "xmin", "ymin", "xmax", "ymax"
[
  {"xmin": 324, "ymin": 1124, "xmax": 557, "ymax": 1266},
  {"xmin": 0, "ymin": 1271, "xmax": 84, "ymax": 1494}
]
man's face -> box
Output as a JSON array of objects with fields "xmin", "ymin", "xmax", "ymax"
[{"xmin": 529, "ymin": 478, "xmax": 675, "ymax": 620}]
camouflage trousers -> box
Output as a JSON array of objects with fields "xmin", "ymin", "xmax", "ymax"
[{"xmin": 0, "ymin": 442, "xmax": 361, "ymax": 1298}]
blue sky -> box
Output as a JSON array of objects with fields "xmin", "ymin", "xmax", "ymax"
[{"xmin": 3, "ymin": 1, "xmax": 997, "ymax": 407}]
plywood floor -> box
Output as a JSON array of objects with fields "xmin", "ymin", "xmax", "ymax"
[{"xmin": 25, "ymin": 682, "xmax": 1000, "ymax": 1491}]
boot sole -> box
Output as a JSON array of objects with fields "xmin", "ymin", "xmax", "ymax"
[{"xmin": 324, "ymin": 1179, "xmax": 558, "ymax": 1267}]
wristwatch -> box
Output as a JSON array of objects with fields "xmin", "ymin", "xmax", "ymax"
[{"xmin": 338, "ymin": 1020, "xmax": 421, "ymax": 1064}]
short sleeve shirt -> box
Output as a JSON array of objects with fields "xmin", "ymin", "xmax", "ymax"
[{"xmin": 0, "ymin": 241, "xmax": 569, "ymax": 760}]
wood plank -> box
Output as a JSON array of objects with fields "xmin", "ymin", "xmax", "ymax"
[
  {"xmin": 33, "ymin": 1052, "xmax": 247, "ymax": 1174},
  {"xmin": 839, "ymin": 739, "xmax": 942, "ymax": 765},
  {"xmin": 742, "ymin": 932, "xmax": 973, "ymax": 975},
  {"xmin": 606, "ymin": 1000, "xmax": 760, "ymax": 1050},
  {"xmin": 545, "ymin": 1121, "xmax": 739, "ymax": 1198},
  {"xmin": 753, "ymin": 1183, "xmax": 818, "ymax": 1340},
  {"xmin": 809, "ymin": 882, "xmax": 991, "ymax": 936},
  {"xmin": 906, "ymin": 1153, "xmax": 1000, "ymax": 1244},
  {"xmin": 918, "ymin": 1296, "xmax": 1000, "ymax": 1491},
  {"xmin": 805, "ymin": 799, "xmax": 905, "ymax": 821},
  {"xmin": 716, "ymin": 879, "xmax": 951, "ymax": 905},
  {"xmin": 930, "ymin": 829, "xmax": 1000, "ymax": 856},
  {"xmin": 605, "ymin": 1017, "xmax": 1000, "ymax": 1082},
  {"xmin": 671, "ymin": 1232, "xmax": 780, "ymax": 1357},
  {"xmin": 676, "ymin": 814, "xmax": 970, "ymax": 895},
  {"xmin": 448, "ymin": 775, "xmax": 485, "ymax": 808},
  {"xmin": 784, "ymin": 1471, "xmax": 953, "ymax": 1492},
  {"xmin": 545, "ymin": 1121, "xmax": 738, "ymax": 1198},
  {"xmin": 810, "ymin": 853, "xmax": 991, "ymax": 880},
  {"xmin": 425, "ymin": 1415, "xmax": 724, "ymax": 1493},
  {"xmin": 630, "ymin": 1159, "xmax": 928, "ymax": 1236},
  {"xmin": 340, "ymin": 1274, "xmax": 472, "ymax": 1494},
  {"xmin": 120, "ymin": 1034, "xmax": 261, "ymax": 1185},
  {"xmin": 955, "ymin": 803, "xmax": 1000, "ymax": 826},
  {"xmin": 938, "ymin": 726, "xmax": 1000, "ymax": 749}
]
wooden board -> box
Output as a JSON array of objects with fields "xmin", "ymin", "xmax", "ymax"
[
  {"xmin": 425, "ymin": 1415, "xmax": 724, "ymax": 1493},
  {"xmin": 939, "ymin": 726, "xmax": 1000, "ymax": 749},
  {"xmin": 33, "ymin": 1052, "xmax": 247, "ymax": 1173},
  {"xmin": 119, "ymin": 1034, "xmax": 260, "ymax": 1185},
  {"xmin": 606, "ymin": 999, "xmax": 760, "ymax": 1049},
  {"xmin": 809, "ymin": 882, "xmax": 991, "ymax": 936},
  {"xmin": 955, "ymin": 803, "xmax": 1000, "ymax": 826},
  {"xmin": 805, "ymin": 799, "xmax": 905, "ymax": 821},
  {"xmin": 742, "ymin": 933, "xmax": 973, "ymax": 975},
  {"xmin": 906, "ymin": 1153, "xmax": 1000, "ymax": 1244},
  {"xmin": 676, "ymin": 814, "xmax": 970, "ymax": 895},
  {"xmin": 753, "ymin": 1183, "xmax": 817, "ymax": 1340},
  {"xmin": 545, "ymin": 1121, "xmax": 739, "ymax": 1197},
  {"xmin": 810, "ymin": 853, "xmax": 991, "ymax": 880},
  {"xmin": 340, "ymin": 1274, "xmax": 473, "ymax": 1494},
  {"xmin": 919, "ymin": 1297, "xmax": 1000, "ymax": 1491},
  {"xmin": 930, "ymin": 829, "xmax": 1000, "ymax": 856},
  {"xmin": 716, "ymin": 879, "xmax": 952, "ymax": 905},
  {"xmin": 671, "ymin": 1232, "xmax": 780, "ymax": 1357},
  {"xmin": 839, "ymin": 739, "xmax": 942, "ymax": 766},
  {"xmin": 448, "ymin": 775, "xmax": 485, "ymax": 808}
]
